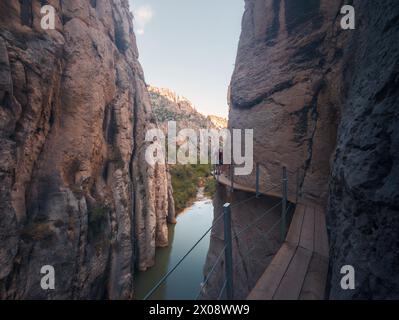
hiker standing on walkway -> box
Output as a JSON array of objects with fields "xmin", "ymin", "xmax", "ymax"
[{"xmin": 218, "ymin": 148, "xmax": 224, "ymax": 175}]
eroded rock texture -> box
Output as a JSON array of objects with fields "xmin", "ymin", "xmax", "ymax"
[
  {"xmin": 0, "ymin": 0, "xmax": 174, "ymax": 299},
  {"xmin": 228, "ymin": 0, "xmax": 399, "ymax": 299},
  {"xmin": 148, "ymin": 85, "xmax": 219, "ymax": 133},
  {"xmin": 328, "ymin": 0, "xmax": 399, "ymax": 299},
  {"xmin": 229, "ymin": 0, "xmax": 349, "ymax": 205}
]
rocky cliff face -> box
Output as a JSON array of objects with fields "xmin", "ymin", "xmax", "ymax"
[
  {"xmin": 0, "ymin": 0, "xmax": 174, "ymax": 299},
  {"xmin": 148, "ymin": 86, "xmax": 225, "ymax": 133},
  {"xmin": 328, "ymin": 0, "xmax": 399, "ymax": 299},
  {"xmin": 229, "ymin": 0, "xmax": 347, "ymax": 205},
  {"xmin": 207, "ymin": 115, "xmax": 228, "ymax": 129},
  {"xmin": 228, "ymin": 0, "xmax": 399, "ymax": 298}
]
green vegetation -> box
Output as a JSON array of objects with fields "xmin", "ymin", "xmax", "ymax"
[
  {"xmin": 170, "ymin": 164, "xmax": 214, "ymax": 213},
  {"xmin": 204, "ymin": 178, "xmax": 216, "ymax": 197},
  {"xmin": 153, "ymin": 107, "xmax": 181, "ymax": 122}
]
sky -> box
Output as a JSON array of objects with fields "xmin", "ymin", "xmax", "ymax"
[{"xmin": 128, "ymin": 0, "xmax": 244, "ymax": 118}]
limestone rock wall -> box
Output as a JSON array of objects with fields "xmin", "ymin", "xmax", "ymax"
[
  {"xmin": 228, "ymin": 0, "xmax": 399, "ymax": 299},
  {"xmin": 148, "ymin": 85, "xmax": 218, "ymax": 133},
  {"xmin": 328, "ymin": 0, "xmax": 399, "ymax": 299},
  {"xmin": 229, "ymin": 0, "xmax": 348, "ymax": 205},
  {"xmin": 0, "ymin": 0, "xmax": 174, "ymax": 299}
]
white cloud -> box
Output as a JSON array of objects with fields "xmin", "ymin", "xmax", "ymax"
[{"xmin": 132, "ymin": 4, "xmax": 153, "ymax": 35}]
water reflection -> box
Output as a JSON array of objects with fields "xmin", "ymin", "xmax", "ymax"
[{"xmin": 134, "ymin": 194, "xmax": 214, "ymax": 300}]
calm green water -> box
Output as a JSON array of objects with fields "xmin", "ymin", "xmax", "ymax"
[{"xmin": 134, "ymin": 195, "xmax": 214, "ymax": 300}]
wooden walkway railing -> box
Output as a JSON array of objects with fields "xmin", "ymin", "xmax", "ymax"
[
  {"xmin": 215, "ymin": 165, "xmax": 329, "ymax": 300},
  {"xmin": 143, "ymin": 164, "xmax": 329, "ymax": 300}
]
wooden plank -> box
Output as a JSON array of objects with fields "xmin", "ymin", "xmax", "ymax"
[
  {"xmin": 286, "ymin": 204, "xmax": 306, "ymax": 246},
  {"xmin": 218, "ymin": 175, "xmax": 255, "ymax": 194},
  {"xmin": 314, "ymin": 205, "xmax": 329, "ymax": 258},
  {"xmin": 219, "ymin": 170, "xmax": 331, "ymax": 300},
  {"xmin": 272, "ymin": 246, "xmax": 313, "ymax": 300},
  {"xmin": 217, "ymin": 174, "xmax": 296, "ymax": 203},
  {"xmin": 299, "ymin": 206, "xmax": 315, "ymax": 252},
  {"xmin": 247, "ymin": 243, "xmax": 296, "ymax": 300},
  {"xmin": 299, "ymin": 253, "xmax": 329, "ymax": 300}
]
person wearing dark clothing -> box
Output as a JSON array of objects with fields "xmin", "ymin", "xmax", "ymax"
[{"xmin": 218, "ymin": 149, "xmax": 223, "ymax": 175}]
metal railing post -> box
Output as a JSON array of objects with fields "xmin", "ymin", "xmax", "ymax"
[
  {"xmin": 281, "ymin": 167, "xmax": 288, "ymax": 242},
  {"xmin": 256, "ymin": 163, "xmax": 260, "ymax": 198},
  {"xmin": 230, "ymin": 164, "xmax": 234, "ymax": 192},
  {"xmin": 223, "ymin": 203, "xmax": 234, "ymax": 300}
]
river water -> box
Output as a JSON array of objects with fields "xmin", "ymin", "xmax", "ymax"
[{"xmin": 134, "ymin": 190, "xmax": 214, "ymax": 300}]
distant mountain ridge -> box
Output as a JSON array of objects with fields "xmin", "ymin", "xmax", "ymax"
[
  {"xmin": 148, "ymin": 86, "xmax": 227, "ymax": 132},
  {"xmin": 207, "ymin": 115, "xmax": 228, "ymax": 129}
]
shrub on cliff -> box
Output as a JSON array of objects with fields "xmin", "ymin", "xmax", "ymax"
[
  {"xmin": 204, "ymin": 178, "xmax": 216, "ymax": 197},
  {"xmin": 170, "ymin": 164, "xmax": 212, "ymax": 213}
]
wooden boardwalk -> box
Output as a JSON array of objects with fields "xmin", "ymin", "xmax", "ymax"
[
  {"xmin": 247, "ymin": 203, "xmax": 329, "ymax": 300},
  {"xmin": 216, "ymin": 173, "xmax": 329, "ymax": 300},
  {"xmin": 217, "ymin": 173, "xmax": 296, "ymax": 203}
]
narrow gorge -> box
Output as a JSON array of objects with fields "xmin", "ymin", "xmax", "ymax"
[
  {"xmin": 0, "ymin": 0, "xmax": 174, "ymax": 299},
  {"xmin": 204, "ymin": 0, "xmax": 399, "ymax": 299},
  {"xmin": 0, "ymin": 0, "xmax": 398, "ymax": 301}
]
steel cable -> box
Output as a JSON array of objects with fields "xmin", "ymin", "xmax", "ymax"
[
  {"xmin": 234, "ymin": 200, "xmax": 282, "ymax": 239},
  {"xmin": 195, "ymin": 245, "xmax": 227, "ymax": 300}
]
